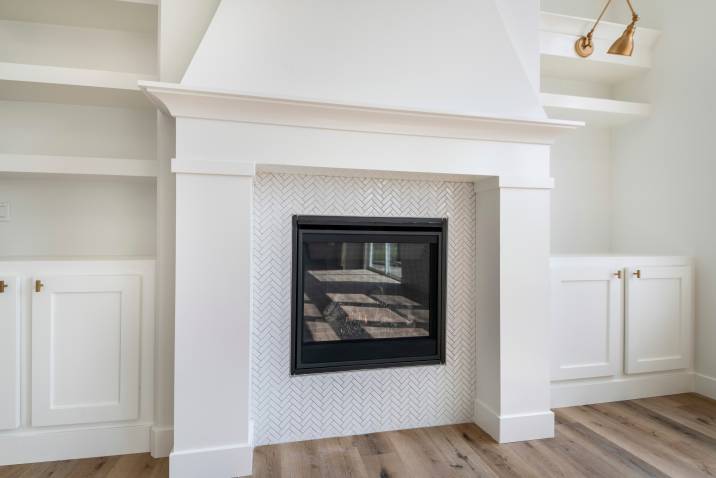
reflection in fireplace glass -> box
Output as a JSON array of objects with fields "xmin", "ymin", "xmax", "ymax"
[{"xmin": 302, "ymin": 241, "xmax": 431, "ymax": 342}]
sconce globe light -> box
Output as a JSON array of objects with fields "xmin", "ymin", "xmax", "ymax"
[{"xmin": 575, "ymin": 0, "xmax": 639, "ymax": 58}]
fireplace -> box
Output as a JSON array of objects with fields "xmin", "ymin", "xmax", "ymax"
[{"xmin": 291, "ymin": 215, "xmax": 447, "ymax": 374}]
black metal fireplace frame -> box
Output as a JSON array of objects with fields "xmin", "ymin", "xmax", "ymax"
[{"xmin": 291, "ymin": 215, "xmax": 447, "ymax": 375}]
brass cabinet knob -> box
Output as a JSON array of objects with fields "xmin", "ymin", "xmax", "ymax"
[
  {"xmin": 613, "ymin": 270, "xmax": 622, "ymax": 279},
  {"xmin": 632, "ymin": 269, "xmax": 642, "ymax": 279},
  {"xmin": 35, "ymin": 280, "xmax": 44, "ymax": 293},
  {"xmin": 0, "ymin": 280, "xmax": 6, "ymax": 293}
]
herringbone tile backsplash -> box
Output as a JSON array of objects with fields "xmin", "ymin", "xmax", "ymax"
[{"xmin": 252, "ymin": 173, "xmax": 476, "ymax": 445}]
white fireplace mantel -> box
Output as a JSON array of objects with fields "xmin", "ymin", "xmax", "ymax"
[
  {"xmin": 141, "ymin": 81, "xmax": 578, "ymax": 146},
  {"xmin": 142, "ymin": 81, "xmax": 581, "ymax": 478}
]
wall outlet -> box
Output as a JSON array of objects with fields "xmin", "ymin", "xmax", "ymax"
[{"xmin": 0, "ymin": 202, "xmax": 10, "ymax": 221}]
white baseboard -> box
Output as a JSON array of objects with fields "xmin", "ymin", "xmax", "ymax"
[
  {"xmin": 474, "ymin": 399, "xmax": 554, "ymax": 443},
  {"xmin": 695, "ymin": 373, "xmax": 716, "ymax": 400},
  {"xmin": 169, "ymin": 421, "xmax": 254, "ymax": 478},
  {"xmin": 0, "ymin": 423, "xmax": 151, "ymax": 466},
  {"xmin": 170, "ymin": 442, "xmax": 253, "ymax": 478},
  {"xmin": 551, "ymin": 371, "xmax": 695, "ymax": 408},
  {"xmin": 150, "ymin": 425, "xmax": 174, "ymax": 458}
]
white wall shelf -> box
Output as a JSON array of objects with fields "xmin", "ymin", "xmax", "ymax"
[
  {"xmin": 0, "ymin": 0, "xmax": 157, "ymax": 33},
  {"xmin": 114, "ymin": 0, "xmax": 158, "ymax": 5},
  {"xmin": 540, "ymin": 12, "xmax": 661, "ymax": 84},
  {"xmin": 0, "ymin": 62, "xmax": 156, "ymax": 108},
  {"xmin": 0, "ymin": 154, "xmax": 158, "ymax": 178},
  {"xmin": 0, "ymin": 62, "xmax": 155, "ymax": 92},
  {"xmin": 541, "ymin": 93, "xmax": 650, "ymax": 126}
]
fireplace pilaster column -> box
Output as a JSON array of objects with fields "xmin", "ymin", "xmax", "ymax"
[
  {"xmin": 170, "ymin": 159, "xmax": 256, "ymax": 478},
  {"xmin": 474, "ymin": 176, "xmax": 555, "ymax": 443}
]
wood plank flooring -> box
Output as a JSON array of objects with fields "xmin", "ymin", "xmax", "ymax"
[{"xmin": 2, "ymin": 393, "xmax": 715, "ymax": 478}]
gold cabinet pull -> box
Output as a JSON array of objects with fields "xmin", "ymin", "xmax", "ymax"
[
  {"xmin": 613, "ymin": 270, "xmax": 622, "ymax": 279},
  {"xmin": 35, "ymin": 280, "xmax": 44, "ymax": 293},
  {"xmin": 0, "ymin": 280, "xmax": 6, "ymax": 293},
  {"xmin": 632, "ymin": 269, "xmax": 642, "ymax": 279}
]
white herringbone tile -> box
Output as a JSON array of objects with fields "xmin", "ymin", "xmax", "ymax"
[{"xmin": 252, "ymin": 173, "xmax": 476, "ymax": 445}]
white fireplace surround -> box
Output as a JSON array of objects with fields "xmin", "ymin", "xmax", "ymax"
[{"xmin": 140, "ymin": 80, "xmax": 580, "ymax": 478}]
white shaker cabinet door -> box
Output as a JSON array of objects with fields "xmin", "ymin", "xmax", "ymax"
[
  {"xmin": 625, "ymin": 266, "xmax": 693, "ymax": 374},
  {"xmin": 0, "ymin": 276, "xmax": 20, "ymax": 430},
  {"xmin": 31, "ymin": 274, "xmax": 141, "ymax": 426},
  {"xmin": 551, "ymin": 265, "xmax": 622, "ymax": 381}
]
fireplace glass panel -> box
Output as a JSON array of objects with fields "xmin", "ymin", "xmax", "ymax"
[
  {"xmin": 292, "ymin": 216, "xmax": 446, "ymax": 374},
  {"xmin": 302, "ymin": 241, "xmax": 431, "ymax": 343}
]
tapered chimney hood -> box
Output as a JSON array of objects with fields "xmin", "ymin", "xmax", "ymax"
[{"xmin": 180, "ymin": 0, "xmax": 546, "ymax": 120}]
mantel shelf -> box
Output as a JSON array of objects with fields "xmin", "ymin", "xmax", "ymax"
[
  {"xmin": 541, "ymin": 93, "xmax": 650, "ymax": 126},
  {"xmin": 540, "ymin": 12, "xmax": 662, "ymax": 84},
  {"xmin": 140, "ymin": 81, "xmax": 582, "ymax": 145},
  {"xmin": 0, "ymin": 153, "xmax": 158, "ymax": 178}
]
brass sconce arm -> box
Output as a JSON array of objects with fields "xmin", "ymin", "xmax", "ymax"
[{"xmin": 575, "ymin": 0, "xmax": 640, "ymax": 58}]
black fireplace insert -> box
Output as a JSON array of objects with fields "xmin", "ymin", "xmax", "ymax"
[{"xmin": 291, "ymin": 215, "xmax": 447, "ymax": 374}]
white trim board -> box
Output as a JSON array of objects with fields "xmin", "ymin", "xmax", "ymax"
[
  {"xmin": 551, "ymin": 371, "xmax": 695, "ymax": 409},
  {"xmin": 169, "ymin": 421, "xmax": 253, "ymax": 478},
  {"xmin": 474, "ymin": 399, "xmax": 555, "ymax": 443},
  {"xmin": 695, "ymin": 374, "xmax": 716, "ymax": 401},
  {"xmin": 150, "ymin": 426, "xmax": 173, "ymax": 458},
  {"xmin": 0, "ymin": 424, "xmax": 151, "ymax": 465}
]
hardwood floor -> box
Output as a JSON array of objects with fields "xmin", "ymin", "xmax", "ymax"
[
  {"xmin": 0, "ymin": 452, "xmax": 168, "ymax": 478},
  {"xmin": 2, "ymin": 393, "xmax": 715, "ymax": 478}
]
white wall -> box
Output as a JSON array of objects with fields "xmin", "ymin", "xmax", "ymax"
[
  {"xmin": 0, "ymin": 101, "xmax": 156, "ymax": 160},
  {"xmin": 0, "ymin": 175, "xmax": 156, "ymax": 257},
  {"xmin": 159, "ymin": 0, "xmax": 220, "ymax": 82},
  {"xmin": 0, "ymin": 20, "xmax": 155, "ymax": 74},
  {"xmin": 182, "ymin": 0, "xmax": 544, "ymax": 119},
  {"xmin": 546, "ymin": 75, "xmax": 613, "ymax": 253},
  {"xmin": 551, "ymin": 125, "xmax": 612, "ymax": 253},
  {"xmin": 610, "ymin": 0, "xmax": 716, "ymax": 381}
]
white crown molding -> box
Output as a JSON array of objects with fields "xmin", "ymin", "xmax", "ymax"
[{"xmin": 139, "ymin": 81, "xmax": 581, "ymax": 145}]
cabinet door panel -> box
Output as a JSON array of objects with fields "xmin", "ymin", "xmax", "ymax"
[
  {"xmin": 626, "ymin": 266, "xmax": 692, "ymax": 374},
  {"xmin": 32, "ymin": 274, "xmax": 141, "ymax": 426},
  {"xmin": 551, "ymin": 266, "xmax": 622, "ymax": 381},
  {"xmin": 0, "ymin": 276, "xmax": 20, "ymax": 430}
]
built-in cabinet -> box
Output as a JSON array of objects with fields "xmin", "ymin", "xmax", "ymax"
[
  {"xmin": 31, "ymin": 274, "xmax": 143, "ymax": 427},
  {"xmin": 625, "ymin": 264, "xmax": 693, "ymax": 374},
  {"xmin": 0, "ymin": 259, "xmax": 154, "ymax": 465},
  {"xmin": 551, "ymin": 263, "xmax": 621, "ymax": 381},
  {"xmin": 0, "ymin": 276, "xmax": 20, "ymax": 431},
  {"xmin": 550, "ymin": 256, "xmax": 694, "ymax": 407}
]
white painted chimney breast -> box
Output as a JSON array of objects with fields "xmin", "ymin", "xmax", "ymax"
[{"xmin": 181, "ymin": 0, "xmax": 545, "ymax": 119}]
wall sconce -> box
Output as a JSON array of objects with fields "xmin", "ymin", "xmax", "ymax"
[{"xmin": 575, "ymin": 0, "xmax": 639, "ymax": 58}]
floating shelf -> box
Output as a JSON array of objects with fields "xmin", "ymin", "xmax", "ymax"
[
  {"xmin": 113, "ymin": 0, "xmax": 158, "ymax": 5},
  {"xmin": 540, "ymin": 93, "xmax": 650, "ymax": 126},
  {"xmin": 0, "ymin": 62, "xmax": 154, "ymax": 91},
  {"xmin": 0, "ymin": 0, "xmax": 157, "ymax": 32},
  {"xmin": 540, "ymin": 12, "xmax": 661, "ymax": 84},
  {"xmin": 0, "ymin": 153, "xmax": 158, "ymax": 178},
  {"xmin": 0, "ymin": 62, "xmax": 157, "ymax": 108}
]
